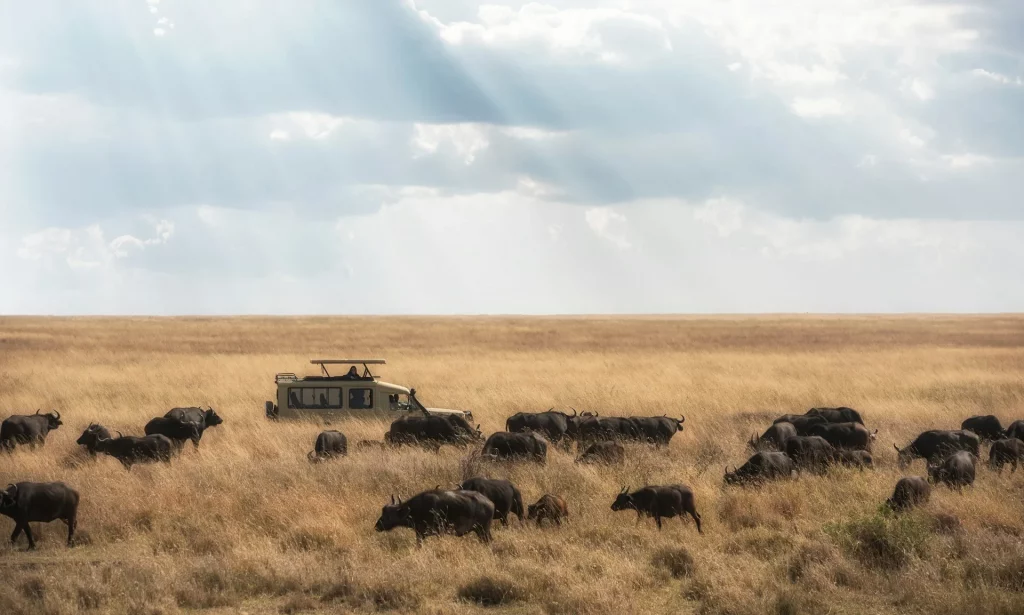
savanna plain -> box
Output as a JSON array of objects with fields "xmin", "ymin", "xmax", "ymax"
[{"xmin": 2, "ymin": 315, "xmax": 1024, "ymax": 615}]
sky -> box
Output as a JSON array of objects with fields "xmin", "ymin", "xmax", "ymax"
[{"xmin": 1, "ymin": 0, "xmax": 1022, "ymax": 314}]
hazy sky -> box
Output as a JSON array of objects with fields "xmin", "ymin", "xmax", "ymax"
[{"xmin": 2, "ymin": 0, "xmax": 1023, "ymax": 314}]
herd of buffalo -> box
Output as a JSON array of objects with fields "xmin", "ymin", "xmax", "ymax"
[{"xmin": 2, "ymin": 405, "xmax": 1024, "ymax": 549}]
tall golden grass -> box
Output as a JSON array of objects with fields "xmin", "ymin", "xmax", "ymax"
[{"xmin": 1, "ymin": 315, "xmax": 1023, "ymax": 615}]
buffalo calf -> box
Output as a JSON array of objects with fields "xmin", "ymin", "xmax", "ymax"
[
  {"xmin": 611, "ymin": 485, "xmax": 702, "ymax": 533},
  {"xmin": 886, "ymin": 477, "xmax": 931, "ymax": 511},
  {"xmin": 928, "ymin": 451, "xmax": 977, "ymax": 489},
  {"xmin": 989, "ymin": 438, "xmax": 1024, "ymax": 473},
  {"xmin": 724, "ymin": 451, "xmax": 795, "ymax": 485},
  {"xmin": 0, "ymin": 482, "xmax": 79, "ymax": 549},
  {"xmin": 308, "ymin": 430, "xmax": 348, "ymax": 462},
  {"xmin": 527, "ymin": 494, "xmax": 568, "ymax": 527}
]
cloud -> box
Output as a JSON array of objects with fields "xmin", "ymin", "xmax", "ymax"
[
  {"xmin": 16, "ymin": 219, "xmax": 174, "ymax": 270},
  {"xmin": 584, "ymin": 207, "xmax": 631, "ymax": 249},
  {"xmin": 790, "ymin": 97, "xmax": 846, "ymax": 118}
]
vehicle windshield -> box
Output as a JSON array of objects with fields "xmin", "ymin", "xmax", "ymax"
[{"xmin": 388, "ymin": 393, "xmax": 415, "ymax": 411}]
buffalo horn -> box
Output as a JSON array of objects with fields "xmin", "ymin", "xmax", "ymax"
[
  {"xmin": 53, "ymin": 410, "xmax": 60, "ymax": 420},
  {"xmin": 115, "ymin": 430, "xmax": 123, "ymax": 438},
  {"xmin": 570, "ymin": 408, "xmax": 577, "ymax": 417},
  {"xmin": 35, "ymin": 409, "xmax": 40, "ymax": 415},
  {"xmin": 390, "ymin": 494, "xmax": 396, "ymax": 505},
  {"xmin": 893, "ymin": 443, "xmax": 901, "ymax": 453}
]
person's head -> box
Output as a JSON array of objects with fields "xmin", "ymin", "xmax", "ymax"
[{"xmin": 348, "ymin": 366, "xmax": 357, "ymax": 375}]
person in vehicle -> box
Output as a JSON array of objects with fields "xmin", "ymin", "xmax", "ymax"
[{"xmin": 341, "ymin": 366, "xmax": 359, "ymax": 380}]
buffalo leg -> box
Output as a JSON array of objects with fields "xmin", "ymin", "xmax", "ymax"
[
  {"xmin": 23, "ymin": 523, "xmax": 36, "ymax": 549},
  {"xmin": 688, "ymin": 509, "xmax": 703, "ymax": 534},
  {"xmin": 66, "ymin": 515, "xmax": 76, "ymax": 547},
  {"xmin": 11, "ymin": 523, "xmax": 23, "ymax": 544},
  {"xmin": 655, "ymin": 515, "xmax": 662, "ymax": 530}
]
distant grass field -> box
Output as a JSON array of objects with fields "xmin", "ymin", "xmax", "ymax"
[{"xmin": 1, "ymin": 315, "xmax": 1023, "ymax": 615}]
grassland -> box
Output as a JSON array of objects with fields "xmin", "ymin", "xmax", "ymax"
[{"xmin": 1, "ymin": 315, "xmax": 1024, "ymax": 615}]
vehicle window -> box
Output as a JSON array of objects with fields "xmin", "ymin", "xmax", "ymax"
[
  {"xmin": 288, "ymin": 387, "xmax": 343, "ymax": 409},
  {"xmin": 288, "ymin": 388, "xmax": 303, "ymax": 409},
  {"xmin": 328, "ymin": 388, "xmax": 342, "ymax": 407},
  {"xmin": 349, "ymin": 388, "xmax": 373, "ymax": 410}
]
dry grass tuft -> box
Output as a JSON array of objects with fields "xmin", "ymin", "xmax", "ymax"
[{"xmin": 1, "ymin": 315, "xmax": 1023, "ymax": 614}]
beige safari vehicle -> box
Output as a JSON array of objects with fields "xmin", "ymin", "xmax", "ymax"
[{"xmin": 264, "ymin": 359, "xmax": 473, "ymax": 422}]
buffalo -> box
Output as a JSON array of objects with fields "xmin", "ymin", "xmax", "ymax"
[
  {"xmin": 575, "ymin": 416, "xmax": 642, "ymax": 444},
  {"xmin": 831, "ymin": 449, "xmax": 873, "ymax": 470},
  {"xmin": 806, "ymin": 406, "xmax": 864, "ymax": 425},
  {"xmin": 384, "ymin": 414, "xmax": 479, "ymax": 452},
  {"xmin": 527, "ymin": 494, "xmax": 569, "ymax": 527},
  {"xmin": 166, "ymin": 406, "xmax": 224, "ymax": 430},
  {"xmin": 927, "ymin": 451, "xmax": 977, "ymax": 489},
  {"xmin": 630, "ymin": 415, "xmax": 686, "ymax": 447},
  {"xmin": 575, "ymin": 441, "xmax": 625, "ymax": 465},
  {"xmin": 94, "ymin": 432, "xmax": 174, "ymax": 468},
  {"xmin": 724, "ymin": 452, "xmax": 795, "ymax": 485},
  {"xmin": 1006, "ymin": 420, "xmax": 1024, "ymax": 442},
  {"xmin": 748, "ymin": 421, "xmax": 797, "ymax": 451},
  {"xmin": 894, "ymin": 430, "xmax": 981, "ymax": 469},
  {"xmin": 808, "ymin": 422, "xmax": 876, "ymax": 451},
  {"xmin": 0, "ymin": 410, "xmax": 63, "ymax": 451},
  {"xmin": 506, "ymin": 408, "xmax": 580, "ymax": 448},
  {"xmin": 610, "ymin": 485, "xmax": 702, "ymax": 533},
  {"xmin": 144, "ymin": 416, "xmax": 204, "ymax": 450},
  {"xmin": 784, "ymin": 435, "xmax": 835, "ymax": 474},
  {"xmin": 76, "ymin": 423, "xmax": 112, "ymax": 456},
  {"xmin": 308, "ymin": 430, "xmax": 348, "ymax": 462},
  {"xmin": 374, "ymin": 489, "xmax": 495, "ymax": 546},
  {"xmin": 458, "ymin": 478, "xmax": 524, "ymax": 526},
  {"xmin": 772, "ymin": 414, "xmax": 828, "ymax": 436},
  {"xmin": 0, "ymin": 482, "xmax": 79, "ymax": 549},
  {"xmin": 481, "ymin": 432, "xmax": 548, "ymax": 463},
  {"xmin": 960, "ymin": 415, "xmax": 1005, "ymax": 441},
  {"xmin": 988, "ymin": 438, "xmax": 1024, "ymax": 473},
  {"xmin": 885, "ymin": 477, "xmax": 931, "ymax": 511}
]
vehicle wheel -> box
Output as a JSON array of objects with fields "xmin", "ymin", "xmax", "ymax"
[{"xmin": 265, "ymin": 401, "xmax": 278, "ymax": 420}]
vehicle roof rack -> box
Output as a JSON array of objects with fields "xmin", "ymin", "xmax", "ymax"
[{"xmin": 309, "ymin": 359, "xmax": 385, "ymax": 378}]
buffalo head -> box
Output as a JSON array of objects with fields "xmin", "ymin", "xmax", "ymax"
[
  {"xmin": 894, "ymin": 443, "xmax": 914, "ymax": 469},
  {"xmin": 41, "ymin": 409, "xmax": 62, "ymax": 430},
  {"xmin": 204, "ymin": 407, "xmax": 224, "ymax": 427},
  {"xmin": 374, "ymin": 494, "xmax": 409, "ymax": 532},
  {"xmin": 0, "ymin": 484, "xmax": 16, "ymax": 508},
  {"xmin": 610, "ymin": 486, "xmax": 634, "ymax": 511}
]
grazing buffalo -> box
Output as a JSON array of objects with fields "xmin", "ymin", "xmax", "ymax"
[
  {"xmin": 630, "ymin": 415, "xmax": 686, "ymax": 447},
  {"xmin": 610, "ymin": 485, "xmax": 702, "ymax": 533},
  {"xmin": 927, "ymin": 451, "xmax": 977, "ymax": 489},
  {"xmin": 144, "ymin": 417, "xmax": 202, "ymax": 450},
  {"xmin": 0, "ymin": 410, "xmax": 63, "ymax": 451},
  {"xmin": 442, "ymin": 413, "xmax": 484, "ymax": 442},
  {"xmin": 505, "ymin": 409, "xmax": 580, "ymax": 447},
  {"xmin": 831, "ymin": 449, "xmax": 873, "ymax": 470},
  {"xmin": 724, "ymin": 452, "xmax": 795, "ymax": 485},
  {"xmin": 527, "ymin": 494, "xmax": 569, "ymax": 527},
  {"xmin": 772, "ymin": 414, "xmax": 828, "ymax": 436},
  {"xmin": 960, "ymin": 415, "xmax": 1005, "ymax": 442},
  {"xmin": 808, "ymin": 422, "xmax": 876, "ymax": 451},
  {"xmin": 384, "ymin": 414, "xmax": 479, "ymax": 451},
  {"xmin": 805, "ymin": 406, "xmax": 864, "ymax": 425},
  {"xmin": 374, "ymin": 489, "xmax": 495, "ymax": 546},
  {"xmin": 0, "ymin": 482, "xmax": 79, "ymax": 549},
  {"xmin": 988, "ymin": 438, "xmax": 1024, "ymax": 473},
  {"xmin": 76, "ymin": 423, "xmax": 112, "ymax": 456},
  {"xmin": 1006, "ymin": 420, "xmax": 1024, "ymax": 442},
  {"xmin": 748, "ymin": 421, "xmax": 797, "ymax": 452},
  {"xmin": 94, "ymin": 432, "xmax": 174, "ymax": 468},
  {"xmin": 885, "ymin": 477, "xmax": 931, "ymax": 511},
  {"xmin": 784, "ymin": 435, "xmax": 835, "ymax": 474},
  {"xmin": 482, "ymin": 432, "xmax": 548, "ymax": 463},
  {"xmin": 457, "ymin": 478, "xmax": 524, "ymax": 526},
  {"xmin": 308, "ymin": 430, "xmax": 348, "ymax": 462},
  {"xmin": 575, "ymin": 416, "xmax": 643, "ymax": 444},
  {"xmin": 576, "ymin": 441, "xmax": 625, "ymax": 465},
  {"xmin": 894, "ymin": 430, "xmax": 981, "ymax": 469}
]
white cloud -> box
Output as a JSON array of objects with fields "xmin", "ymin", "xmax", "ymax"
[
  {"xmin": 693, "ymin": 198, "xmax": 744, "ymax": 237},
  {"xmin": 906, "ymin": 78, "xmax": 935, "ymax": 101},
  {"xmin": 17, "ymin": 220, "xmax": 174, "ymax": 269},
  {"xmin": 584, "ymin": 207, "xmax": 631, "ymax": 249},
  {"xmin": 269, "ymin": 129, "xmax": 290, "ymax": 141},
  {"xmin": 941, "ymin": 153, "xmax": 993, "ymax": 169},
  {"xmin": 790, "ymin": 97, "xmax": 845, "ymax": 118},
  {"xmin": 411, "ymin": 123, "xmax": 489, "ymax": 164},
  {"xmin": 971, "ymin": 68, "xmax": 1023, "ymax": 86}
]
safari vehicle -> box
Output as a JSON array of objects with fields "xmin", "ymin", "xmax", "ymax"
[{"xmin": 264, "ymin": 359, "xmax": 473, "ymax": 422}]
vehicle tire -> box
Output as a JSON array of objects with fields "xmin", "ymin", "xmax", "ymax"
[{"xmin": 265, "ymin": 401, "xmax": 278, "ymax": 420}]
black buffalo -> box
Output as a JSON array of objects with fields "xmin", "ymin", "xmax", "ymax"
[
  {"xmin": 772, "ymin": 414, "xmax": 828, "ymax": 436},
  {"xmin": 960, "ymin": 415, "xmax": 1005, "ymax": 441},
  {"xmin": 885, "ymin": 477, "xmax": 931, "ymax": 511},
  {"xmin": 374, "ymin": 489, "xmax": 495, "ymax": 545},
  {"xmin": 76, "ymin": 423, "xmax": 112, "ymax": 456},
  {"xmin": 527, "ymin": 494, "xmax": 569, "ymax": 526},
  {"xmin": 166, "ymin": 406, "xmax": 224, "ymax": 430},
  {"xmin": 308, "ymin": 430, "xmax": 348, "ymax": 462},
  {"xmin": 630, "ymin": 415, "xmax": 686, "ymax": 446},
  {"xmin": 575, "ymin": 416, "xmax": 642, "ymax": 444},
  {"xmin": 724, "ymin": 452, "xmax": 795, "ymax": 485},
  {"xmin": 784, "ymin": 435, "xmax": 835, "ymax": 474},
  {"xmin": 384, "ymin": 415, "xmax": 478, "ymax": 451},
  {"xmin": 894, "ymin": 430, "xmax": 981, "ymax": 469},
  {"xmin": 988, "ymin": 438, "xmax": 1024, "ymax": 473},
  {"xmin": 610, "ymin": 485, "xmax": 702, "ymax": 533},
  {"xmin": 748, "ymin": 421, "xmax": 797, "ymax": 451},
  {"xmin": 0, "ymin": 482, "xmax": 79, "ymax": 549},
  {"xmin": 481, "ymin": 432, "xmax": 547, "ymax": 463},
  {"xmin": 94, "ymin": 432, "xmax": 174, "ymax": 468},
  {"xmin": 831, "ymin": 449, "xmax": 873, "ymax": 470},
  {"xmin": 805, "ymin": 406, "xmax": 864, "ymax": 425},
  {"xmin": 457, "ymin": 477, "xmax": 524, "ymax": 526},
  {"xmin": 808, "ymin": 422, "xmax": 876, "ymax": 451},
  {"xmin": 1006, "ymin": 420, "xmax": 1024, "ymax": 442},
  {"xmin": 505, "ymin": 408, "xmax": 580, "ymax": 447},
  {"xmin": 575, "ymin": 441, "xmax": 625, "ymax": 465},
  {"xmin": 0, "ymin": 410, "xmax": 63, "ymax": 451},
  {"xmin": 927, "ymin": 451, "xmax": 977, "ymax": 489},
  {"xmin": 144, "ymin": 416, "xmax": 204, "ymax": 450}
]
